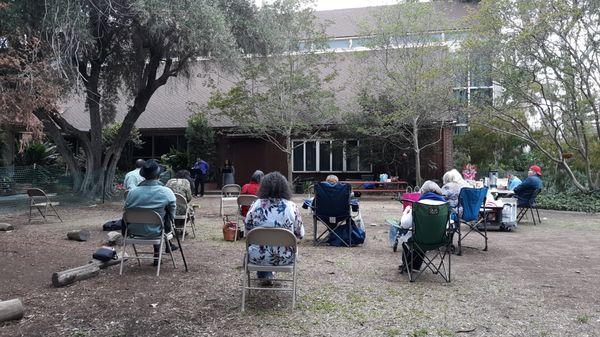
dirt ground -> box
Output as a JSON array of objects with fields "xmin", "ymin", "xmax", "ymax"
[{"xmin": 1, "ymin": 195, "xmax": 599, "ymax": 337}]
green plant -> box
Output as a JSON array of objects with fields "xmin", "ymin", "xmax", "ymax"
[
  {"xmin": 410, "ymin": 328, "xmax": 428, "ymax": 337},
  {"xmin": 160, "ymin": 148, "xmax": 189, "ymax": 171},
  {"xmin": 185, "ymin": 105, "xmax": 216, "ymax": 179},
  {"xmin": 17, "ymin": 140, "xmax": 58, "ymax": 166},
  {"xmin": 102, "ymin": 123, "xmax": 143, "ymax": 150},
  {"xmin": 576, "ymin": 314, "xmax": 590, "ymax": 323},
  {"xmin": 537, "ymin": 192, "xmax": 600, "ymax": 213}
]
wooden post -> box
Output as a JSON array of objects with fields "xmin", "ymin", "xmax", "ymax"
[
  {"xmin": 0, "ymin": 299, "xmax": 24, "ymax": 322},
  {"xmin": 0, "ymin": 223, "xmax": 14, "ymax": 231},
  {"xmin": 52, "ymin": 256, "xmax": 126, "ymax": 287},
  {"xmin": 66, "ymin": 230, "xmax": 90, "ymax": 241}
]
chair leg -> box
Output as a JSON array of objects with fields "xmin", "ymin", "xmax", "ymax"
[
  {"xmin": 530, "ymin": 208, "xmax": 537, "ymax": 225},
  {"xmin": 28, "ymin": 205, "xmax": 33, "ymax": 224},
  {"xmin": 292, "ymin": 264, "xmax": 297, "ymax": 310},
  {"xmin": 132, "ymin": 244, "xmax": 141, "ymax": 267},
  {"xmin": 447, "ymin": 246, "xmax": 451, "ymax": 282},
  {"xmin": 241, "ymin": 260, "xmax": 247, "ymax": 312},
  {"xmin": 220, "ymin": 199, "xmax": 224, "ymax": 216},
  {"xmin": 313, "ymin": 217, "xmax": 318, "ymax": 245},
  {"xmin": 535, "ymin": 207, "xmax": 541, "ymax": 223},
  {"xmin": 156, "ymin": 237, "xmax": 164, "ymax": 277},
  {"xmin": 120, "ymin": 230, "xmax": 128, "ymax": 275},
  {"xmin": 181, "ymin": 218, "xmax": 188, "ymax": 242},
  {"xmin": 189, "ymin": 210, "xmax": 197, "ymax": 238},
  {"xmin": 457, "ymin": 224, "xmax": 462, "ymax": 256},
  {"xmin": 169, "ymin": 241, "xmax": 177, "ymax": 269},
  {"xmin": 50, "ymin": 204, "xmax": 62, "ymax": 222}
]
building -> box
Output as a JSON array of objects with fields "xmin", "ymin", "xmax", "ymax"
[{"xmin": 61, "ymin": 1, "xmax": 481, "ymax": 187}]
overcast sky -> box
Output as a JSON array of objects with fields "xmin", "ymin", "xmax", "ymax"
[{"xmin": 256, "ymin": 0, "xmax": 403, "ymax": 11}]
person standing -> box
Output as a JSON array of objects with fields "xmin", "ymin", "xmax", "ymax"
[
  {"xmin": 191, "ymin": 158, "xmax": 209, "ymax": 197},
  {"xmin": 123, "ymin": 159, "xmax": 145, "ymax": 190},
  {"xmin": 222, "ymin": 160, "xmax": 235, "ymax": 186}
]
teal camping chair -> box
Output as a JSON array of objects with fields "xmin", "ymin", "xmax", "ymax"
[{"xmin": 401, "ymin": 200, "xmax": 452, "ymax": 283}]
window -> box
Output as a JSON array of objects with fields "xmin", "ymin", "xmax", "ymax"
[
  {"xmin": 292, "ymin": 140, "xmax": 371, "ymax": 172},
  {"xmin": 328, "ymin": 39, "xmax": 350, "ymax": 49}
]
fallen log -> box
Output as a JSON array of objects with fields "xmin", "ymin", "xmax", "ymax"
[
  {"xmin": 67, "ymin": 230, "xmax": 90, "ymax": 242},
  {"xmin": 0, "ymin": 299, "xmax": 24, "ymax": 322},
  {"xmin": 52, "ymin": 255, "xmax": 126, "ymax": 287},
  {"xmin": 0, "ymin": 223, "xmax": 14, "ymax": 231}
]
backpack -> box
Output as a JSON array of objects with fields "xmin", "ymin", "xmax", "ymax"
[{"xmin": 102, "ymin": 219, "xmax": 123, "ymax": 231}]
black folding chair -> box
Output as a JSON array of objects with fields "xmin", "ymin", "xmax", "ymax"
[
  {"xmin": 517, "ymin": 188, "xmax": 542, "ymax": 225},
  {"xmin": 311, "ymin": 182, "xmax": 352, "ymax": 247}
]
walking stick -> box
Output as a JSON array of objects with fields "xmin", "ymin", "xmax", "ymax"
[{"xmin": 169, "ymin": 219, "xmax": 188, "ymax": 272}]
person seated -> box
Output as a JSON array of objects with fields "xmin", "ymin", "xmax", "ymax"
[
  {"xmin": 506, "ymin": 172, "xmax": 522, "ymax": 191},
  {"xmin": 124, "ymin": 160, "xmax": 178, "ymax": 265},
  {"xmin": 166, "ymin": 170, "xmax": 193, "ymax": 207},
  {"xmin": 514, "ymin": 165, "xmax": 543, "ymax": 206},
  {"xmin": 123, "ymin": 159, "xmax": 145, "ymax": 190},
  {"xmin": 240, "ymin": 170, "xmax": 264, "ymax": 216},
  {"xmin": 441, "ymin": 169, "xmax": 472, "ymax": 208},
  {"xmin": 324, "ymin": 174, "xmax": 339, "ymax": 186},
  {"xmin": 245, "ymin": 172, "xmax": 304, "ymax": 285},
  {"xmin": 398, "ymin": 180, "xmax": 445, "ymax": 272}
]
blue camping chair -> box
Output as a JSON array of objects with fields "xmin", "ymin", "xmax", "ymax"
[
  {"xmin": 311, "ymin": 182, "xmax": 353, "ymax": 247},
  {"xmin": 457, "ymin": 187, "xmax": 489, "ymax": 255}
]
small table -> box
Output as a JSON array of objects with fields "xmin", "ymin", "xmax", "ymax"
[{"xmin": 489, "ymin": 188, "xmax": 515, "ymax": 200}]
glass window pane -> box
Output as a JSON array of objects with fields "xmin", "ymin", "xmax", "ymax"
[
  {"xmin": 319, "ymin": 141, "xmax": 331, "ymax": 171},
  {"xmin": 332, "ymin": 141, "xmax": 344, "ymax": 171},
  {"xmin": 470, "ymin": 57, "xmax": 492, "ymax": 87},
  {"xmin": 328, "ymin": 39, "xmax": 349, "ymax": 49},
  {"xmin": 471, "ymin": 88, "xmax": 493, "ymax": 106},
  {"xmin": 454, "ymin": 89, "xmax": 468, "ymax": 106},
  {"xmin": 293, "ymin": 141, "xmax": 304, "ymax": 171},
  {"xmin": 346, "ymin": 140, "xmax": 359, "ymax": 172},
  {"xmin": 359, "ymin": 145, "xmax": 371, "ymax": 172},
  {"xmin": 305, "ymin": 141, "xmax": 316, "ymax": 171}
]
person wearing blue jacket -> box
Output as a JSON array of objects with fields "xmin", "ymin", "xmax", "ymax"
[
  {"xmin": 514, "ymin": 165, "xmax": 543, "ymax": 206},
  {"xmin": 506, "ymin": 172, "xmax": 522, "ymax": 191}
]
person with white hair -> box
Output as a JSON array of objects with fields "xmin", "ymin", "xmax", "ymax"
[
  {"xmin": 398, "ymin": 180, "xmax": 446, "ymax": 271},
  {"xmin": 441, "ymin": 169, "xmax": 472, "ymax": 208}
]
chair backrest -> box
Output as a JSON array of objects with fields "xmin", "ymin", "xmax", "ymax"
[
  {"xmin": 123, "ymin": 208, "xmax": 163, "ymax": 226},
  {"xmin": 458, "ymin": 187, "xmax": 488, "ymax": 222},
  {"xmin": 412, "ymin": 200, "xmax": 450, "ymax": 247},
  {"xmin": 222, "ymin": 184, "xmax": 241, "ymax": 197},
  {"xmin": 174, "ymin": 193, "xmax": 188, "ymax": 206},
  {"xmin": 27, "ymin": 188, "xmax": 47, "ymax": 198},
  {"xmin": 313, "ymin": 182, "xmax": 351, "ymax": 218},
  {"xmin": 246, "ymin": 227, "xmax": 297, "ymax": 252},
  {"xmin": 237, "ymin": 194, "xmax": 258, "ymax": 207}
]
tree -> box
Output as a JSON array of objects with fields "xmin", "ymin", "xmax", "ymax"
[
  {"xmin": 22, "ymin": 0, "xmax": 258, "ymax": 198},
  {"xmin": 209, "ymin": 0, "xmax": 338, "ymax": 183},
  {"xmin": 350, "ymin": 2, "xmax": 458, "ymax": 185},
  {"xmin": 465, "ymin": 0, "xmax": 600, "ymax": 192},
  {"xmin": 185, "ymin": 103, "xmax": 216, "ymax": 177}
]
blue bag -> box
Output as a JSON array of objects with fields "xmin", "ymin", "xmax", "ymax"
[{"xmin": 327, "ymin": 220, "xmax": 366, "ymax": 247}]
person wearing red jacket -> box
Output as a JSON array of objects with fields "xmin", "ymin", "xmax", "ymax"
[{"xmin": 240, "ymin": 170, "xmax": 264, "ymax": 216}]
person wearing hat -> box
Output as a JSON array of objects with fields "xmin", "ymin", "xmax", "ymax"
[
  {"xmin": 514, "ymin": 165, "xmax": 543, "ymax": 206},
  {"xmin": 124, "ymin": 159, "xmax": 178, "ymax": 265}
]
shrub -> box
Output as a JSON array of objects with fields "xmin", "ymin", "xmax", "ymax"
[{"xmin": 537, "ymin": 192, "xmax": 600, "ymax": 213}]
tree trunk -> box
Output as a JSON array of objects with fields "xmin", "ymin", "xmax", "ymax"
[
  {"xmin": 286, "ymin": 136, "xmax": 293, "ymax": 186},
  {"xmin": 412, "ymin": 118, "xmax": 422, "ymax": 186}
]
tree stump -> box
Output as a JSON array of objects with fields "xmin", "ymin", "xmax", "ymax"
[
  {"xmin": 66, "ymin": 230, "xmax": 90, "ymax": 242},
  {"xmin": 0, "ymin": 223, "xmax": 14, "ymax": 231},
  {"xmin": 0, "ymin": 299, "xmax": 24, "ymax": 322}
]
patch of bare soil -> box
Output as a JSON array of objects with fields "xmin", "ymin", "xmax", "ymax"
[{"xmin": 1, "ymin": 196, "xmax": 599, "ymax": 337}]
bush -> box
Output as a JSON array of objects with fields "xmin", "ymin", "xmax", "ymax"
[{"xmin": 537, "ymin": 192, "xmax": 600, "ymax": 213}]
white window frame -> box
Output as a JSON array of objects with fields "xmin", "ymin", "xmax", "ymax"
[{"xmin": 292, "ymin": 139, "xmax": 372, "ymax": 173}]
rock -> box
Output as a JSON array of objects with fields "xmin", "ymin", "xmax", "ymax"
[
  {"xmin": 67, "ymin": 230, "xmax": 90, "ymax": 241},
  {"xmin": 0, "ymin": 223, "xmax": 14, "ymax": 231},
  {"xmin": 107, "ymin": 231, "xmax": 123, "ymax": 246}
]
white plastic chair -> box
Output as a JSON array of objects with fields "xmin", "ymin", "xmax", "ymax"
[
  {"xmin": 27, "ymin": 188, "xmax": 62, "ymax": 223},
  {"xmin": 220, "ymin": 184, "xmax": 241, "ymax": 216},
  {"xmin": 236, "ymin": 195, "xmax": 258, "ymax": 241},
  {"xmin": 241, "ymin": 228, "xmax": 298, "ymax": 312},
  {"xmin": 120, "ymin": 208, "xmax": 176, "ymax": 276},
  {"xmin": 174, "ymin": 193, "xmax": 196, "ymax": 241}
]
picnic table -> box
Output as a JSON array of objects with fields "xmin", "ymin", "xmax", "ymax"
[{"xmin": 341, "ymin": 180, "xmax": 408, "ymax": 194}]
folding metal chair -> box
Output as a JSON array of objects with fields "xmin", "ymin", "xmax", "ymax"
[
  {"xmin": 220, "ymin": 184, "xmax": 241, "ymax": 216},
  {"xmin": 311, "ymin": 182, "xmax": 352, "ymax": 247},
  {"xmin": 401, "ymin": 200, "xmax": 452, "ymax": 283},
  {"xmin": 174, "ymin": 193, "xmax": 196, "ymax": 241},
  {"xmin": 27, "ymin": 188, "xmax": 62, "ymax": 224},
  {"xmin": 119, "ymin": 208, "xmax": 176, "ymax": 277},
  {"xmin": 517, "ymin": 188, "xmax": 542, "ymax": 225},
  {"xmin": 236, "ymin": 195, "xmax": 258, "ymax": 241},
  {"xmin": 456, "ymin": 187, "xmax": 489, "ymax": 255},
  {"xmin": 241, "ymin": 228, "xmax": 298, "ymax": 312}
]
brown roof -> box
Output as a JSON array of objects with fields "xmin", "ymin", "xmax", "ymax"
[
  {"xmin": 314, "ymin": 1, "xmax": 476, "ymax": 38},
  {"xmin": 61, "ymin": 2, "xmax": 473, "ymax": 131}
]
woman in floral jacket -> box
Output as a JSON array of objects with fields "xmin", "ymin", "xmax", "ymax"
[{"xmin": 245, "ymin": 172, "xmax": 304, "ymax": 282}]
